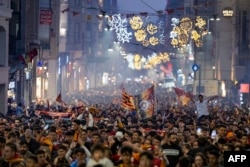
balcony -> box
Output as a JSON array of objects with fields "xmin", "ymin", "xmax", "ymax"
[{"xmin": 0, "ymin": 0, "xmax": 12, "ymax": 18}]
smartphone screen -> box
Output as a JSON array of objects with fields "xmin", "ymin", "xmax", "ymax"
[
  {"xmin": 211, "ymin": 130, "xmax": 217, "ymax": 139},
  {"xmin": 44, "ymin": 124, "xmax": 49, "ymax": 131}
]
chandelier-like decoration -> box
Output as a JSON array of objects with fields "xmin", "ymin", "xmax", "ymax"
[
  {"xmin": 109, "ymin": 14, "xmax": 165, "ymax": 46},
  {"xmin": 170, "ymin": 16, "xmax": 208, "ymax": 48},
  {"xmin": 125, "ymin": 52, "xmax": 170, "ymax": 70}
]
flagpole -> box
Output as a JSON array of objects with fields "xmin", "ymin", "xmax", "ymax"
[{"xmin": 154, "ymin": 82, "xmax": 157, "ymax": 116}]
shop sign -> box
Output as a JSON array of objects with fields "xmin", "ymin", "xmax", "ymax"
[{"xmin": 223, "ymin": 7, "xmax": 233, "ymax": 17}]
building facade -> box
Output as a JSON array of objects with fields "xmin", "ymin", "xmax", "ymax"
[
  {"xmin": 8, "ymin": 0, "xmax": 60, "ymax": 106},
  {"xmin": 58, "ymin": 0, "xmax": 118, "ymax": 97},
  {"xmin": 194, "ymin": 0, "xmax": 250, "ymax": 100},
  {"xmin": 38, "ymin": 0, "xmax": 60, "ymax": 101},
  {"xmin": 0, "ymin": 0, "xmax": 12, "ymax": 114},
  {"xmin": 230, "ymin": 0, "xmax": 250, "ymax": 102}
]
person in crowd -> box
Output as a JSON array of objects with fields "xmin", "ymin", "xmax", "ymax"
[
  {"xmin": 72, "ymin": 120, "xmax": 82, "ymax": 142},
  {"xmin": 35, "ymin": 149, "xmax": 51, "ymax": 167},
  {"xmin": 116, "ymin": 146, "xmax": 134, "ymax": 167},
  {"xmin": 0, "ymin": 136, "xmax": 6, "ymax": 157},
  {"xmin": 138, "ymin": 151, "xmax": 153, "ymax": 167},
  {"xmin": 25, "ymin": 155, "xmax": 38, "ymax": 167},
  {"xmin": 15, "ymin": 103, "xmax": 23, "ymax": 116},
  {"xmin": 19, "ymin": 141, "xmax": 34, "ymax": 161},
  {"xmin": 53, "ymin": 145, "xmax": 69, "ymax": 167},
  {"xmin": 192, "ymin": 152, "xmax": 207, "ymax": 167},
  {"xmin": 162, "ymin": 133, "xmax": 183, "ymax": 167},
  {"xmin": 0, "ymin": 142, "xmax": 23, "ymax": 167},
  {"xmin": 3, "ymin": 81, "xmax": 250, "ymax": 167},
  {"xmin": 176, "ymin": 156, "xmax": 191, "ymax": 167},
  {"xmin": 195, "ymin": 95, "xmax": 218, "ymax": 123},
  {"xmin": 20, "ymin": 127, "xmax": 40, "ymax": 154},
  {"xmin": 206, "ymin": 150, "xmax": 223, "ymax": 167},
  {"xmin": 87, "ymin": 144, "xmax": 114, "ymax": 167},
  {"xmin": 214, "ymin": 125, "xmax": 227, "ymax": 143}
]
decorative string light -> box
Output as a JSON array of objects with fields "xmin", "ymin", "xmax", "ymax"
[
  {"xmin": 130, "ymin": 16, "xmax": 144, "ymax": 30},
  {"xmin": 109, "ymin": 14, "xmax": 165, "ymax": 47},
  {"xmin": 146, "ymin": 24, "xmax": 158, "ymax": 35},
  {"xmin": 109, "ymin": 14, "xmax": 132, "ymax": 43},
  {"xmin": 169, "ymin": 16, "xmax": 207, "ymax": 48},
  {"xmin": 144, "ymin": 52, "xmax": 170, "ymax": 69},
  {"xmin": 179, "ymin": 17, "xmax": 193, "ymax": 32},
  {"xmin": 191, "ymin": 30, "xmax": 200, "ymax": 41},
  {"xmin": 134, "ymin": 29, "xmax": 147, "ymax": 42},
  {"xmin": 125, "ymin": 52, "xmax": 170, "ymax": 70},
  {"xmin": 149, "ymin": 36, "xmax": 159, "ymax": 46},
  {"xmin": 195, "ymin": 16, "xmax": 206, "ymax": 29}
]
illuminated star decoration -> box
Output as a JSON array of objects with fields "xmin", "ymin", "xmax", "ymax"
[
  {"xmin": 109, "ymin": 14, "xmax": 132, "ymax": 43},
  {"xmin": 125, "ymin": 52, "xmax": 170, "ymax": 70},
  {"xmin": 169, "ymin": 16, "xmax": 207, "ymax": 48}
]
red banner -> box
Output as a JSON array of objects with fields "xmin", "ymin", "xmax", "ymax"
[
  {"xmin": 40, "ymin": 9, "xmax": 52, "ymax": 25},
  {"xmin": 36, "ymin": 110, "xmax": 72, "ymax": 117}
]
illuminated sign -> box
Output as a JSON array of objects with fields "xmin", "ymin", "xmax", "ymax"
[
  {"xmin": 223, "ymin": 7, "xmax": 233, "ymax": 17},
  {"xmin": 40, "ymin": 9, "xmax": 52, "ymax": 25},
  {"xmin": 240, "ymin": 84, "xmax": 249, "ymax": 93}
]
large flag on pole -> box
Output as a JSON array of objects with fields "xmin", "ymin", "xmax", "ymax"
[
  {"xmin": 173, "ymin": 87, "xmax": 193, "ymax": 105},
  {"xmin": 121, "ymin": 88, "xmax": 136, "ymax": 110},
  {"xmin": 139, "ymin": 85, "xmax": 155, "ymax": 119}
]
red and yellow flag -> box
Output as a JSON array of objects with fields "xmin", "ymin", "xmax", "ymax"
[
  {"xmin": 173, "ymin": 87, "xmax": 193, "ymax": 105},
  {"xmin": 121, "ymin": 88, "xmax": 136, "ymax": 110},
  {"xmin": 139, "ymin": 86, "xmax": 155, "ymax": 119}
]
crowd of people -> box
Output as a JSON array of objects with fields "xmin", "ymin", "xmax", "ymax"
[{"xmin": 3, "ymin": 82, "xmax": 250, "ymax": 167}]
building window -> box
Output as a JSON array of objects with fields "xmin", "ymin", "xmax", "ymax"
[{"xmin": 74, "ymin": 23, "xmax": 80, "ymax": 42}]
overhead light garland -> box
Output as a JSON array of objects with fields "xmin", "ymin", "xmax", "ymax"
[
  {"xmin": 125, "ymin": 52, "xmax": 170, "ymax": 70},
  {"xmin": 169, "ymin": 16, "xmax": 207, "ymax": 48},
  {"xmin": 109, "ymin": 14, "xmax": 165, "ymax": 46},
  {"xmin": 129, "ymin": 15, "xmax": 165, "ymax": 46}
]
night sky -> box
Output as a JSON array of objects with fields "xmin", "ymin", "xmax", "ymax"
[{"xmin": 118, "ymin": 0, "xmax": 166, "ymax": 13}]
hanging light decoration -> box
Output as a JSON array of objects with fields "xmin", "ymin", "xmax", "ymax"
[
  {"xmin": 146, "ymin": 23, "xmax": 158, "ymax": 35},
  {"xmin": 125, "ymin": 52, "xmax": 170, "ymax": 70},
  {"xmin": 134, "ymin": 29, "xmax": 147, "ymax": 42},
  {"xmin": 109, "ymin": 14, "xmax": 165, "ymax": 47},
  {"xmin": 149, "ymin": 36, "xmax": 159, "ymax": 46},
  {"xmin": 128, "ymin": 15, "xmax": 165, "ymax": 47},
  {"xmin": 130, "ymin": 16, "xmax": 143, "ymax": 30},
  {"xmin": 170, "ymin": 16, "xmax": 207, "ymax": 48}
]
